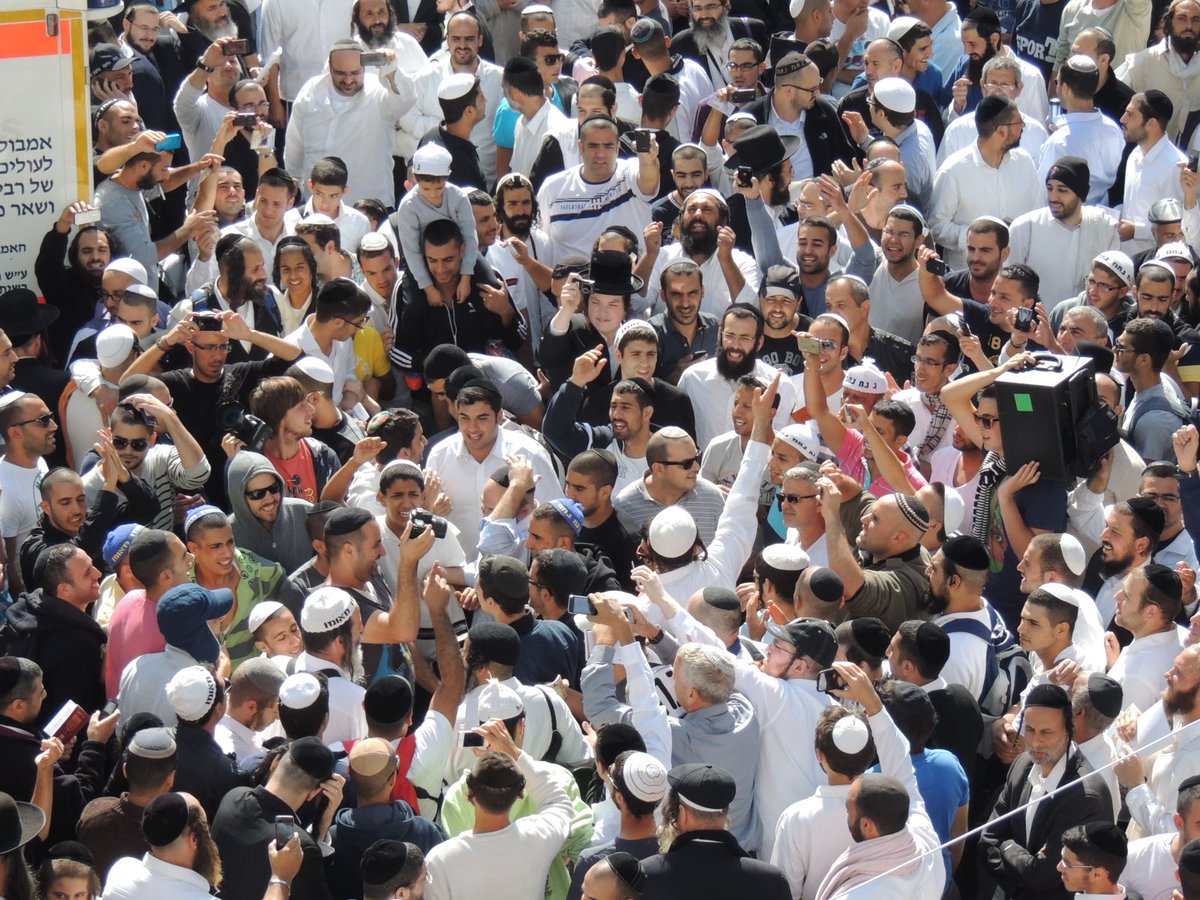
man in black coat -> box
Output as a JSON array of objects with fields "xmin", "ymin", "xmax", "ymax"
[
  {"xmin": 669, "ymin": 0, "xmax": 771, "ymax": 88},
  {"xmin": 640, "ymin": 763, "xmax": 791, "ymax": 899},
  {"xmin": 978, "ymin": 684, "xmax": 1115, "ymax": 900},
  {"xmin": 742, "ymin": 51, "xmax": 861, "ymax": 178},
  {"xmin": 32, "ymin": 213, "xmax": 112, "ymax": 368}
]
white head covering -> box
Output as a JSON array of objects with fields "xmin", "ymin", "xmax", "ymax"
[{"xmin": 1038, "ymin": 582, "xmax": 1107, "ymax": 674}]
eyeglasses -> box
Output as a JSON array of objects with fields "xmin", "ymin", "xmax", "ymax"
[
  {"xmin": 244, "ymin": 482, "xmax": 283, "ymax": 501},
  {"xmin": 239, "ymin": 100, "xmax": 271, "ymax": 111},
  {"xmin": 660, "ymin": 456, "xmax": 701, "ymax": 469},
  {"xmin": 528, "ymin": 579, "xmax": 547, "ymax": 590},
  {"xmin": 1140, "ymin": 490, "xmax": 1181, "ymax": 504},
  {"xmin": 192, "ymin": 342, "xmax": 232, "ymax": 353},
  {"xmin": 998, "ymin": 119, "xmax": 1025, "ymax": 128},
  {"xmin": 111, "ymin": 437, "xmax": 149, "ymax": 451},
  {"xmin": 973, "ymin": 412, "xmax": 1000, "ymax": 429},
  {"xmin": 982, "ymin": 80, "xmax": 1018, "ymax": 92},
  {"xmin": 14, "ymin": 414, "xmax": 53, "ymax": 429},
  {"xmin": 777, "ymin": 490, "xmax": 818, "ymax": 505},
  {"xmin": 538, "ymin": 53, "xmax": 563, "ymax": 65},
  {"xmin": 1085, "ymin": 276, "xmax": 1121, "ymax": 293},
  {"xmin": 100, "ymin": 290, "xmax": 127, "ymax": 304},
  {"xmin": 726, "ymin": 61, "xmax": 759, "ymax": 72},
  {"xmin": 784, "ymin": 83, "xmax": 821, "ymax": 97},
  {"xmin": 1112, "ymin": 344, "xmax": 1137, "ymax": 355},
  {"xmin": 911, "ymin": 355, "xmax": 949, "ymax": 368},
  {"xmin": 337, "ymin": 315, "xmax": 369, "ymax": 331}
]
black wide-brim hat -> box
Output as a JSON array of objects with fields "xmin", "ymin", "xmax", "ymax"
[
  {"xmin": 724, "ymin": 124, "xmax": 802, "ymax": 176},
  {"xmin": 0, "ymin": 792, "xmax": 45, "ymax": 855},
  {"xmin": 0, "ymin": 288, "xmax": 59, "ymax": 339},
  {"xmin": 586, "ymin": 249, "xmax": 645, "ymax": 295}
]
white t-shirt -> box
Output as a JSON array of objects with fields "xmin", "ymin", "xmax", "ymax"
[
  {"xmin": 286, "ymin": 321, "xmax": 357, "ymax": 405},
  {"xmin": 536, "ymin": 157, "xmax": 655, "ymax": 267},
  {"xmin": 0, "ymin": 458, "xmax": 47, "ymax": 549}
]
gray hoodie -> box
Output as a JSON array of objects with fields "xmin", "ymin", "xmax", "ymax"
[{"xmin": 227, "ymin": 452, "xmax": 314, "ymax": 574}]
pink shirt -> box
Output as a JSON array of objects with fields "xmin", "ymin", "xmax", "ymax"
[
  {"xmin": 835, "ymin": 428, "xmax": 928, "ymax": 498},
  {"xmin": 104, "ymin": 590, "xmax": 166, "ymax": 699}
]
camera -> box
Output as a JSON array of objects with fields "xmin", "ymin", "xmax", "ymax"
[
  {"xmin": 926, "ymin": 258, "xmax": 950, "ymax": 278},
  {"xmin": 216, "ymin": 402, "xmax": 273, "ymax": 452},
  {"xmin": 731, "ymin": 88, "xmax": 756, "ymax": 104},
  {"xmin": 567, "ymin": 594, "xmax": 594, "ymax": 617},
  {"xmin": 460, "ymin": 732, "xmax": 485, "ymax": 748},
  {"xmin": 816, "ymin": 668, "xmax": 846, "ymax": 694},
  {"xmin": 75, "ymin": 207, "xmax": 102, "ymax": 226},
  {"xmin": 233, "ymin": 112, "xmax": 258, "ymax": 129},
  {"xmin": 409, "ymin": 509, "xmax": 448, "ymax": 539},
  {"xmin": 797, "ymin": 335, "xmax": 834, "ymax": 354},
  {"xmin": 736, "ymin": 166, "xmax": 753, "ymax": 188},
  {"xmin": 360, "ymin": 50, "xmax": 387, "ymax": 66},
  {"xmin": 223, "ymin": 39, "xmax": 249, "ymax": 55},
  {"xmin": 633, "ymin": 129, "xmax": 652, "ymax": 153},
  {"xmin": 194, "ymin": 313, "xmax": 223, "ymax": 331},
  {"xmin": 1014, "ymin": 307, "xmax": 1036, "ymax": 333},
  {"xmin": 577, "ymin": 278, "xmax": 595, "ymax": 299}
]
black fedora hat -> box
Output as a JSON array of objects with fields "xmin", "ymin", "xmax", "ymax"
[
  {"xmin": 724, "ymin": 124, "xmax": 802, "ymax": 176},
  {"xmin": 586, "ymin": 250, "xmax": 644, "ymax": 295},
  {"xmin": 0, "ymin": 792, "xmax": 44, "ymax": 855},
  {"xmin": 0, "ymin": 289, "xmax": 59, "ymax": 340}
]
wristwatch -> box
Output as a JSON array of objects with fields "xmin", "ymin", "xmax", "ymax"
[{"xmin": 195, "ymin": 56, "xmax": 215, "ymax": 73}]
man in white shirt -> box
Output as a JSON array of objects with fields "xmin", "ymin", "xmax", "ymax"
[
  {"xmin": 1110, "ymin": 563, "xmax": 1188, "ymax": 715},
  {"xmin": 1115, "ymin": 0, "xmax": 1200, "ymax": 143},
  {"xmin": 1008, "ymin": 156, "xmax": 1121, "ymax": 306},
  {"xmin": 214, "ymin": 657, "xmax": 284, "ymax": 763},
  {"xmin": 425, "ymin": 379, "xmax": 559, "ymax": 558},
  {"xmin": 1118, "ymin": 90, "xmax": 1188, "ymax": 255},
  {"xmin": 645, "ymin": 189, "xmax": 760, "ymax": 316},
  {"xmin": 285, "ymin": 41, "xmax": 416, "ymax": 208},
  {"xmin": 505, "ymin": 56, "xmax": 571, "ymax": 178},
  {"xmin": 282, "ymin": 158, "xmax": 372, "ymax": 260},
  {"xmin": 926, "ymin": 535, "xmax": 995, "ymax": 702},
  {"xmin": 104, "ymin": 793, "xmax": 222, "ymax": 900},
  {"xmin": 937, "ymin": 57, "xmax": 1048, "ymax": 166},
  {"xmin": 294, "ymin": 587, "xmax": 371, "ymax": 744},
  {"xmin": 536, "ymin": 114, "xmax": 660, "ymax": 267},
  {"xmin": 930, "ymin": 95, "xmax": 1042, "ymax": 269},
  {"xmin": 829, "ymin": 0, "xmax": 890, "ymax": 98},
  {"xmin": 1122, "ymin": 776, "xmax": 1200, "ymax": 900},
  {"xmin": 1037, "ymin": 55, "xmax": 1126, "ymax": 203}
]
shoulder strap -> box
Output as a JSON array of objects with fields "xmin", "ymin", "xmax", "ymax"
[
  {"xmin": 535, "ymin": 685, "xmax": 563, "ymax": 763},
  {"xmin": 1127, "ymin": 394, "xmax": 1189, "ymax": 439},
  {"xmin": 941, "ymin": 616, "xmax": 999, "ymax": 703}
]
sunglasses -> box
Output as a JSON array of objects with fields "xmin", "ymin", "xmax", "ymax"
[
  {"xmin": 14, "ymin": 414, "xmax": 54, "ymax": 429},
  {"xmin": 111, "ymin": 437, "xmax": 149, "ymax": 451},
  {"xmin": 973, "ymin": 413, "xmax": 1001, "ymax": 429},
  {"xmin": 776, "ymin": 490, "xmax": 817, "ymax": 505},
  {"xmin": 661, "ymin": 456, "xmax": 701, "ymax": 469},
  {"xmin": 245, "ymin": 482, "xmax": 283, "ymax": 501}
]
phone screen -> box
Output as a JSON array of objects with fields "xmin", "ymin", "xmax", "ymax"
[{"xmin": 274, "ymin": 815, "xmax": 295, "ymax": 849}]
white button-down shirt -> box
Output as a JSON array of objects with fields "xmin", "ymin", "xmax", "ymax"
[
  {"xmin": 1007, "ymin": 205, "xmax": 1121, "ymax": 305},
  {"xmin": 258, "ymin": 0, "xmax": 355, "ymax": 102},
  {"xmin": 1036, "ymin": 109, "xmax": 1126, "ymax": 203},
  {"xmin": 104, "ymin": 852, "xmax": 214, "ymax": 900},
  {"xmin": 284, "ymin": 201, "xmax": 372, "ymax": 258},
  {"xmin": 930, "ymin": 144, "xmax": 1043, "ymax": 269},
  {"xmin": 284, "ymin": 72, "xmax": 416, "ymax": 207},
  {"xmin": 1128, "ymin": 717, "xmax": 1200, "ymax": 838},
  {"xmin": 768, "ymin": 102, "xmax": 813, "ymax": 179},
  {"xmin": 1025, "ymin": 745, "xmax": 1070, "ymax": 838},
  {"xmin": 424, "ymin": 427, "xmax": 559, "ymax": 559},
  {"xmin": 512, "ymin": 100, "xmax": 571, "ymax": 178},
  {"xmin": 286, "ymin": 320, "xmax": 357, "ymax": 406},
  {"xmin": 1122, "ymin": 831, "xmax": 1178, "ymax": 900},
  {"xmin": 678, "ymin": 357, "xmax": 799, "ymax": 451},
  {"xmin": 291, "ymin": 650, "xmax": 369, "ymax": 745},
  {"xmin": 772, "ymin": 783, "xmax": 854, "ymax": 900},
  {"xmin": 214, "ymin": 713, "xmax": 263, "ymax": 763},
  {"xmin": 1108, "ymin": 625, "xmax": 1187, "ymax": 716},
  {"xmin": 937, "ymin": 111, "xmax": 1048, "ymax": 168},
  {"xmin": 1121, "ymin": 135, "xmax": 1188, "ymax": 253},
  {"xmin": 645, "ymin": 242, "xmax": 760, "ymax": 318}
]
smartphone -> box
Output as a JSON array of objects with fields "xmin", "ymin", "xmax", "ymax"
[
  {"xmin": 460, "ymin": 731, "xmax": 485, "ymax": 748},
  {"xmin": 274, "ymin": 815, "xmax": 295, "ymax": 849},
  {"xmin": 1190, "ymin": 152, "xmax": 1199, "ymax": 174},
  {"xmin": 816, "ymin": 668, "xmax": 846, "ymax": 694},
  {"xmin": 956, "ymin": 314, "xmax": 972, "ymax": 338},
  {"xmin": 101, "ymin": 700, "xmax": 118, "ymax": 717},
  {"xmin": 736, "ymin": 165, "xmax": 753, "ymax": 188},
  {"xmin": 155, "ymin": 133, "xmax": 182, "ymax": 152},
  {"xmin": 223, "ymin": 38, "xmax": 249, "ymax": 55},
  {"xmin": 194, "ymin": 313, "xmax": 223, "ymax": 331},
  {"xmin": 233, "ymin": 112, "xmax": 258, "ymax": 128},
  {"xmin": 633, "ymin": 129, "xmax": 651, "ymax": 153},
  {"xmin": 731, "ymin": 88, "xmax": 756, "ymax": 104},
  {"xmin": 360, "ymin": 50, "xmax": 387, "ymax": 66},
  {"xmin": 74, "ymin": 207, "xmax": 102, "ymax": 226},
  {"xmin": 1014, "ymin": 307, "xmax": 1035, "ymax": 332},
  {"xmin": 926, "ymin": 258, "xmax": 950, "ymax": 278},
  {"xmin": 797, "ymin": 336, "xmax": 834, "ymax": 353},
  {"xmin": 1048, "ymin": 98, "xmax": 1062, "ymax": 122},
  {"xmin": 567, "ymin": 594, "xmax": 594, "ymax": 617}
]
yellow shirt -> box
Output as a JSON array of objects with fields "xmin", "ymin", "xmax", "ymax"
[{"xmin": 354, "ymin": 325, "xmax": 391, "ymax": 381}]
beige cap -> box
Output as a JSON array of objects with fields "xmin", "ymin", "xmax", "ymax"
[{"xmin": 349, "ymin": 737, "xmax": 396, "ymax": 777}]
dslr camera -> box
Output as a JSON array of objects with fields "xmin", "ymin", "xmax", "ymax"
[
  {"xmin": 216, "ymin": 402, "xmax": 273, "ymax": 452},
  {"xmin": 409, "ymin": 509, "xmax": 448, "ymax": 539}
]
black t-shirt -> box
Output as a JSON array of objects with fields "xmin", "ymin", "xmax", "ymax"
[
  {"xmin": 962, "ymin": 298, "xmax": 1010, "ymax": 364},
  {"xmin": 856, "ymin": 329, "xmax": 915, "ymax": 386},
  {"xmin": 579, "ymin": 508, "xmax": 642, "ymax": 591},
  {"xmin": 759, "ymin": 333, "xmax": 806, "ymax": 376}
]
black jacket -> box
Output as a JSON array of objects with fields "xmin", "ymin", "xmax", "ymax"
[
  {"xmin": 4, "ymin": 591, "xmax": 107, "ymax": 726},
  {"xmin": 742, "ymin": 93, "xmax": 862, "ymax": 176},
  {"xmin": 927, "ymin": 682, "xmax": 984, "ymax": 783},
  {"xmin": 640, "ymin": 830, "xmax": 791, "ymax": 899},
  {"xmin": 726, "ymin": 192, "xmax": 797, "ymax": 256},
  {"xmin": 836, "ymin": 83, "xmax": 947, "ymax": 149},
  {"xmin": 536, "ymin": 315, "xmax": 609, "ymax": 403},
  {"xmin": 580, "ymin": 375, "xmax": 697, "ymax": 435},
  {"xmin": 395, "ymin": 0, "xmax": 444, "ymax": 55},
  {"xmin": 978, "ymin": 750, "xmax": 1114, "ymax": 900},
  {"xmin": 0, "ymin": 715, "xmax": 84, "ymax": 847},
  {"xmin": 172, "ymin": 723, "xmax": 251, "ymax": 820},
  {"xmin": 33, "ymin": 229, "xmax": 106, "ymax": 367}
]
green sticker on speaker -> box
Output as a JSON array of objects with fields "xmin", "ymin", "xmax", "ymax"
[{"xmin": 1014, "ymin": 393, "xmax": 1033, "ymax": 412}]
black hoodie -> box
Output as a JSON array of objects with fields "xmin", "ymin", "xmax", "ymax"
[{"xmin": 5, "ymin": 589, "xmax": 107, "ymax": 728}]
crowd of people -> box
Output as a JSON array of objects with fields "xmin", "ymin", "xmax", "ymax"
[{"xmin": 4, "ymin": 0, "xmax": 1200, "ymax": 895}]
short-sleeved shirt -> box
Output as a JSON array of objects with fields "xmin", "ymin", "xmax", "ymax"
[
  {"xmin": 492, "ymin": 89, "xmax": 568, "ymax": 149},
  {"xmin": 0, "ymin": 458, "xmax": 47, "ymax": 548},
  {"xmin": 354, "ymin": 327, "xmax": 391, "ymax": 381},
  {"xmin": 835, "ymin": 428, "xmax": 928, "ymax": 498},
  {"xmin": 537, "ymin": 157, "xmax": 656, "ymax": 266},
  {"xmin": 264, "ymin": 442, "xmax": 319, "ymax": 503},
  {"xmin": 984, "ymin": 477, "xmax": 1069, "ymax": 630}
]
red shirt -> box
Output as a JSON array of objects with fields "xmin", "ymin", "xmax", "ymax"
[
  {"xmin": 266, "ymin": 441, "xmax": 318, "ymax": 502},
  {"xmin": 105, "ymin": 590, "xmax": 165, "ymax": 699}
]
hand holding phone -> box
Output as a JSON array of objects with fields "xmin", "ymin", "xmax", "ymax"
[
  {"xmin": 274, "ymin": 815, "xmax": 295, "ymax": 849},
  {"xmin": 736, "ymin": 166, "xmax": 753, "ymax": 188},
  {"xmin": 816, "ymin": 668, "xmax": 847, "ymax": 694}
]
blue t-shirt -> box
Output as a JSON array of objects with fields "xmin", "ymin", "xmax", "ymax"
[
  {"xmin": 1014, "ymin": 0, "xmax": 1066, "ymax": 82},
  {"xmin": 492, "ymin": 86, "xmax": 570, "ymax": 149}
]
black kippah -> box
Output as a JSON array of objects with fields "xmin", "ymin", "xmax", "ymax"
[
  {"xmin": 1144, "ymin": 562, "xmax": 1183, "ymax": 604},
  {"xmin": 1083, "ymin": 821, "xmax": 1127, "ymax": 858},
  {"xmin": 363, "ymin": 675, "xmax": 415, "ymax": 725},
  {"xmin": 1085, "ymin": 673, "xmax": 1123, "ymax": 720},
  {"xmin": 1025, "ymin": 683, "xmax": 1071, "ymax": 710},
  {"xmin": 324, "ymin": 506, "xmax": 372, "ymax": 536},
  {"xmin": 288, "ymin": 736, "xmax": 335, "ymax": 781},
  {"xmin": 607, "ymin": 852, "xmax": 647, "ymax": 893},
  {"xmin": 942, "ymin": 535, "xmax": 990, "ymax": 571},
  {"xmin": 142, "ymin": 793, "xmax": 190, "ymax": 847},
  {"xmin": 975, "ymin": 95, "xmax": 1010, "ymax": 128},
  {"xmin": 701, "ymin": 586, "xmax": 740, "ymax": 611},
  {"xmin": 849, "ymin": 617, "xmax": 891, "ymax": 658}
]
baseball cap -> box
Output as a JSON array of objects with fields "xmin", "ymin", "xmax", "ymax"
[
  {"xmin": 477, "ymin": 678, "xmax": 524, "ymax": 722},
  {"xmin": 765, "ymin": 617, "xmax": 837, "ymax": 666},
  {"xmin": 156, "ymin": 584, "xmax": 234, "ymax": 664},
  {"xmin": 412, "ymin": 143, "xmax": 452, "ymax": 177},
  {"xmin": 668, "ymin": 763, "xmax": 736, "ymax": 812}
]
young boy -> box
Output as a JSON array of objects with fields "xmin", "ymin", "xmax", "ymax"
[
  {"xmin": 248, "ymin": 600, "xmax": 303, "ymax": 659},
  {"xmin": 394, "ymin": 143, "xmax": 478, "ymax": 308}
]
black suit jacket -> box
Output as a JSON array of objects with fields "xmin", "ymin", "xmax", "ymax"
[
  {"xmin": 671, "ymin": 17, "xmax": 770, "ymax": 81},
  {"xmin": 978, "ymin": 750, "xmax": 1113, "ymax": 900},
  {"xmin": 395, "ymin": 0, "xmax": 443, "ymax": 55},
  {"xmin": 743, "ymin": 93, "xmax": 862, "ymax": 176}
]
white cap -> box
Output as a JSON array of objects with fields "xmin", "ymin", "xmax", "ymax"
[
  {"xmin": 247, "ymin": 600, "xmax": 286, "ymax": 635},
  {"xmin": 290, "ymin": 356, "xmax": 335, "ymax": 384},
  {"xmin": 1064, "ymin": 53, "xmax": 1098, "ymax": 73},
  {"xmin": 873, "ymin": 77, "xmax": 916, "ymax": 114},
  {"xmin": 523, "ymin": 3, "xmax": 553, "ymax": 14},
  {"xmin": 477, "ymin": 677, "xmax": 524, "ymax": 722},
  {"xmin": 359, "ymin": 232, "xmax": 392, "ymax": 254},
  {"xmin": 96, "ymin": 324, "xmax": 137, "ymax": 368},
  {"xmin": 279, "ymin": 672, "xmax": 322, "ymax": 709},
  {"xmin": 618, "ymin": 751, "xmax": 669, "ymax": 801},
  {"xmin": 412, "ymin": 143, "xmax": 453, "ymax": 177},
  {"xmin": 1094, "ymin": 250, "xmax": 1134, "ymax": 287},
  {"xmin": 788, "ymin": 0, "xmax": 806, "ymax": 16},
  {"xmin": 648, "ymin": 506, "xmax": 697, "ymax": 558},
  {"xmin": 1059, "ymin": 533, "xmax": 1087, "ymax": 576},
  {"xmin": 301, "ymin": 213, "xmax": 336, "ymax": 227},
  {"xmin": 832, "ymin": 715, "xmax": 870, "ymax": 754},
  {"xmin": 437, "ymin": 72, "xmax": 476, "ymax": 102},
  {"xmin": 942, "ymin": 488, "xmax": 966, "ymax": 535},
  {"xmin": 301, "ymin": 586, "xmax": 357, "ymax": 634},
  {"xmin": 1155, "ymin": 241, "xmax": 1195, "ymax": 264},
  {"xmin": 124, "ymin": 283, "xmax": 158, "ymax": 303},
  {"xmin": 844, "ymin": 359, "xmax": 888, "ymax": 395},
  {"xmin": 776, "ymin": 422, "xmax": 823, "ymax": 462},
  {"xmin": 104, "ymin": 257, "xmax": 148, "ymax": 284},
  {"xmin": 760, "ymin": 543, "xmax": 810, "ymax": 571},
  {"xmin": 887, "ymin": 15, "xmax": 922, "ymax": 41},
  {"xmin": 166, "ymin": 666, "xmax": 218, "ymax": 721}
]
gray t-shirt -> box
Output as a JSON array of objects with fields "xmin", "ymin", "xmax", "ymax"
[
  {"xmin": 612, "ymin": 475, "xmax": 726, "ymax": 545},
  {"xmin": 94, "ymin": 179, "xmax": 156, "ymax": 281},
  {"xmin": 468, "ymin": 353, "xmax": 542, "ymax": 418}
]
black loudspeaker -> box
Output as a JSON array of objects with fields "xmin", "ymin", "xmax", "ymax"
[{"xmin": 994, "ymin": 354, "xmax": 1119, "ymax": 481}]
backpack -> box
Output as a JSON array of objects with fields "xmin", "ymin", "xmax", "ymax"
[
  {"xmin": 1124, "ymin": 393, "xmax": 1194, "ymax": 446},
  {"xmin": 941, "ymin": 605, "xmax": 1031, "ymax": 718}
]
